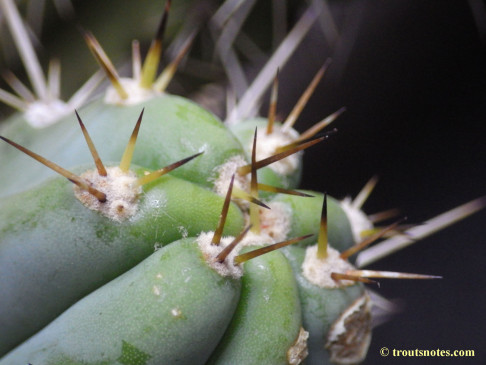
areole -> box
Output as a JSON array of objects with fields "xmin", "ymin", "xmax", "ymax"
[{"xmin": 0, "ymin": 0, "xmax": 484, "ymax": 364}]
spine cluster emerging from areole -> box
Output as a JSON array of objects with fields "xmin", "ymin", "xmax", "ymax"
[{"xmin": 0, "ymin": 1, "xmax": 485, "ymax": 364}]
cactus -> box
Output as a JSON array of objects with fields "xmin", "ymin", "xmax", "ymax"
[{"xmin": 1, "ymin": 1, "xmax": 485, "ymax": 364}]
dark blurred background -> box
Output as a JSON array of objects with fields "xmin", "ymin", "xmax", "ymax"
[
  {"xmin": 1, "ymin": 1, "xmax": 485, "ymax": 364},
  {"xmin": 289, "ymin": 2, "xmax": 486, "ymax": 364},
  {"xmin": 286, "ymin": 2, "xmax": 486, "ymax": 364}
]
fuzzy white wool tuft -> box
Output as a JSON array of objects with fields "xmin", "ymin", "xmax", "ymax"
[
  {"xmin": 74, "ymin": 166, "xmax": 141, "ymax": 222},
  {"xmin": 302, "ymin": 245, "xmax": 356, "ymax": 288},
  {"xmin": 260, "ymin": 201, "xmax": 292, "ymax": 242},
  {"xmin": 104, "ymin": 78, "xmax": 160, "ymax": 106},
  {"xmin": 340, "ymin": 197, "xmax": 373, "ymax": 243},
  {"xmin": 211, "ymin": 155, "xmax": 250, "ymax": 197},
  {"xmin": 252, "ymin": 126, "xmax": 301, "ymax": 175},
  {"xmin": 197, "ymin": 232, "xmax": 244, "ymax": 279}
]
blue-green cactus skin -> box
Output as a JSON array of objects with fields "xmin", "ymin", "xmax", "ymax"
[
  {"xmin": 208, "ymin": 247, "xmax": 303, "ymax": 365},
  {"xmin": 1, "ymin": 2, "xmax": 477, "ymax": 364},
  {"xmin": 0, "ymin": 165, "xmax": 244, "ymax": 355},
  {"xmin": 271, "ymin": 192, "xmax": 356, "ymax": 250},
  {"xmin": 0, "ymin": 238, "xmax": 241, "ymax": 365},
  {"xmin": 0, "ymin": 95, "xmax": 245, "ymax": 198},
  {"xmin": 229, "ymin": 118, "xmax": 303, "ymax": 190},
  {"xmin": 282, "ymin": 245, "xmax": 366, "ymax": 365},
  {"xmin": 0, "ymin": 98, "xmax": 371, "ymax": 364}
]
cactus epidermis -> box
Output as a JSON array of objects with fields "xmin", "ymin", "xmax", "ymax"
[
  {"xmin": 0, "ymin": 109, "xmax": 246, "ymax": 355},
  {"xmin": 0, "ymin": 106, "xmax": 440, "ymax": 364},
  {"xmin": 1, "ymin": 1, "xmax": 484, "ymax": 364}
]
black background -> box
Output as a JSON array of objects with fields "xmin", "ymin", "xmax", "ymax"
[{"xmin": 283, "ymin": 2, "xmax": 486, "ymax": 364}]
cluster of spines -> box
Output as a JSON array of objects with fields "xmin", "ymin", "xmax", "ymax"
[
  {"xmin": 208, "ymin": 171, "xmax": 313, "ymax": 267},
  {"xmin": 0, "ymin": 0, "xmax": 445, "ymax": 284},
  {"xmin": 0, "ymin": 0, "xmax": 103, "ymax": 126},
  {"xmin": 2, "ymin": 2, "xmax": 486, "ymax": 363},
  {"xmin": 81, "ymin": 0, "xmax": 195, "ymax": 103},
  {"xmin": 0, "ymin": 109, "xmax": 203, "ymax": 206}
]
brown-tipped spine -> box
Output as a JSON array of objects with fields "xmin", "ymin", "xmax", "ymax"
[
  {"xmin": 136, "ymin": 151, "xmax": 203, "ymax": 186},
  {"xmin": 119, "ymin": 109, "xmax": 144, "ymax": 173},
  {"xmin": 345, "ymin": 269, "xmax": 442, "ymax": 280},
  {"xmin": 82, "ymin": 29, "xmax": 128, "ymax": 99},
  {"xmin": 297, "ymin": 106, "xmax": 345, "ymax": 142},
  {"xmin": 154, "ymin": 30, "xmax": 196, "ymax": 92},
  {"xmin": 316, "ymin": 193, "xmax": 328, "ymax": 259},
  {"xmin": 331, "ymin": 272, "xmax": 379, "ymax": 286},
  {"xmin": 212, "ymin": 174, "xmax": 236, "ymax": 245},
  {"xmin": 257, "ymin": 183, "xmax": 313, "ymax": 197},
  {"xmin": 231, "ymin": 187, "xmax": 270, "ymax": 209},
  {"xmin": 215, "ymin": 225, "xmax": 252, "ymax": 263},
  {"xmin": 353, "ymin": 175, "xmax": 379, "ymax": 210},
  {"xmin": 0, "ymin": 135, "xmax": 106, "ymax": 202},
  {"xmin": 75, "ymin": 110, "xmax": 107, "ymax": 176},
  {"xmin": 234, "ymin": 234, "xmax": 314, "ymax": 265},
  {"xmin": 282, "ymin": 58, "xmax": 331, "ymax": 131},
  {"xmin": 140, "ymin": 0, "xmax": 171, "ymax": 88},
  {"xmin": 250, "ymin": 128, "xmax": 261, "ymax": 233},
  {"xmin": 238, "ymin": 132, "xmax": 331, "ymax": 176},
  {"xmin": 340, "ymin": 218, "xmax": 406, "ymax": 260}
]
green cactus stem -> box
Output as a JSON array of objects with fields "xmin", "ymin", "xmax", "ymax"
[
  {"xmin": 0, "ymin": 238, "xmax": 242, "ymax": 365},
  {"xmin": 1, "ymin": 1, "xmax": 485, "ymax": 364},
  {"xmin": 0, "ymin": 111, "xmax": 245, "ymax": 355}
]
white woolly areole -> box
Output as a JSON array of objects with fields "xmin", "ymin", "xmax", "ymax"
[
  {"xmin": 197, "ymin": 232, "xmax": 244, "ymax": 279},
  {"xmin": 74, "ymin": 166, "xmax": 141, "ymax": 222},
  {"xmin": 252, "ymin": 126, "xmax": 300, "ymax": 175},
  {"xmin": 302, "ymin": 245, "xmax": 356, "ymax": 288},
  {"xmin": 104, "ymin": 78, "xmax": 160, "ymax": 105},
  {"xmin": 260, "ymin": 201, "xmax": 292, "ymax": 242},
  {"xmin": 287, "ymin": 327, "xmax": 309, "ymax": 365},
  {"xmin": 325, "ymin": 294, "xmax": 372, "ymax": 365},
  {"xmin": 196, "ymin": 231, "xmax": 277, "ymax": 279},
  {"xmin": 211, "ymin": 155, "xmax": 250, "ymax": 197},
  {"xmin": 340, "ymin": 197, "xmax": 374, "ymax": 243},
  {"xmin": 24, "ymin": 99, "xmax": 71, "ymax": 128},
  {"xmin": 237, "ymin": 230, "xmax": 276, "ymax": 249}
]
